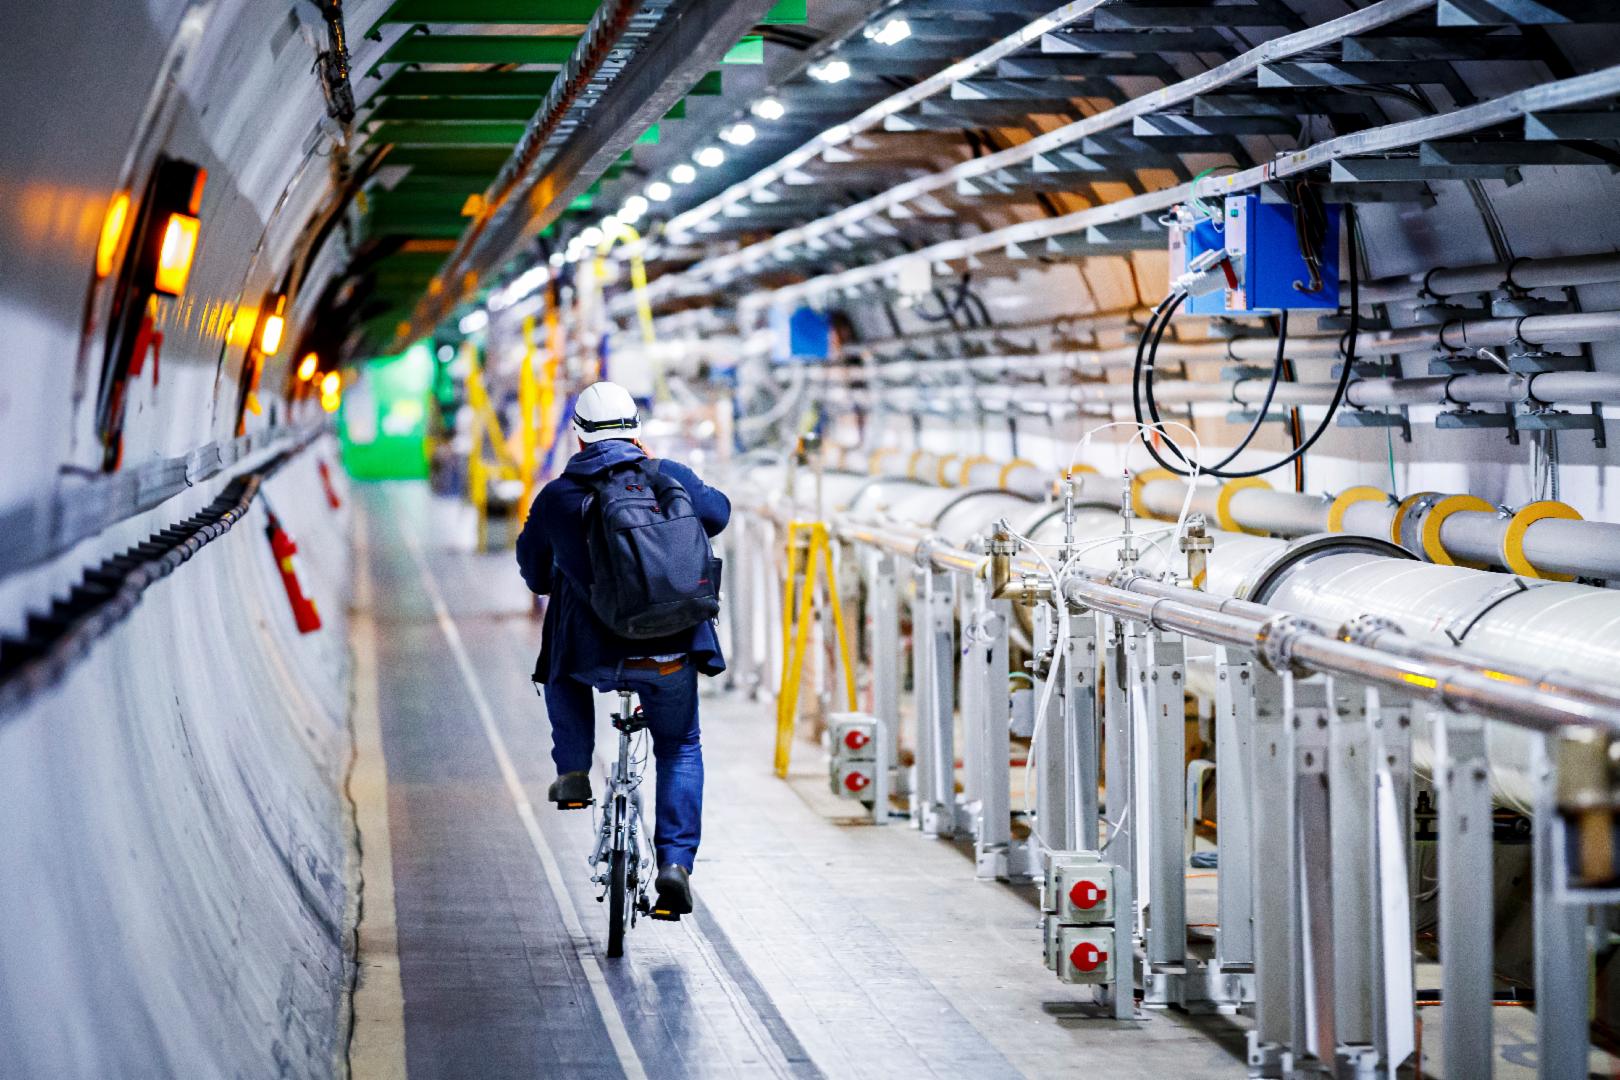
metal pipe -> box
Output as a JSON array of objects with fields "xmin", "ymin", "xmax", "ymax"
[
  {"xmin": 1360, "ymin": 251, "xmax": 1620, "ymax": 306},
  {"xmin": 1057, "ymin": 572, "xmax": 1620, "ymax": 733}
]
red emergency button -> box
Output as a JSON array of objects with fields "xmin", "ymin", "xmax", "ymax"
[
  {"xmin": 842, "ymin": 729, "xmax": 871, "ymax": 751},
  {"xmin": 1068, "ymin": 879, "xmax": 1106, "ymax": 910},
  {"xmin": 843, "ymin": 770, "xmax": 871, "ymax": 792},
  {"xmin": 1069, "ymin": 941, "xmax": 1108, "ymax": 972}
]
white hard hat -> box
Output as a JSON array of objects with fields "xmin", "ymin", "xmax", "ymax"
[{"xmin": 573, "ymin": 380, "xmax": 641, "ymax": 443}]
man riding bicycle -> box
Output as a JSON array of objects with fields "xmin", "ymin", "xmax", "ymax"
[{"xmin": 516, "ymin": 381, "xmax": 730, "ymax": 919}]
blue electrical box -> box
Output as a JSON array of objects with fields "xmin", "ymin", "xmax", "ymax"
[
  {"xmin": 770, "ymin": 305, "xmax": 831, "ymax": 364},
  {"xmin": 1167, "ymin": 216, "xmax": 1229, "ymax": 317},
  {"xmin": 1221, "ymin": 193, "xmax": 1340, "ymax": 315}
]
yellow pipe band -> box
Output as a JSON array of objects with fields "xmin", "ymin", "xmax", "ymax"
[
  {"xmin": 1327, "ymin": 485, "xmax": 1389, "ymax": 533},
  {"xmin": 998, "ymin": 458, "xmax": 1036, "ymax": 489},
  {"xmin": 1502, "ymin": 500, "xmax": 1581, "ymax": 581},
  {"xmin": 1129, "ymin": 468, "xmax": 1178, "ymax": 519},
  {"xmin": 1215, "ymin": 476, "xmax": 1272, "ymax": 535},
  {"xmin": 1420, "ymin": 493, "xmax": 1495, "ymax": 568}
]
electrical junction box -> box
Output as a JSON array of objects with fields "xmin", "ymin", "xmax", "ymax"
[
  {"xmin": 770, "ymin": 305, "xmax": 830, "ymax": 364},
  {"xmin": 828, "ymin": 712, "xmax": 878, "ymax": 802},
  {"xmin": 1042, "ymin": 851, "xmax": 1101, "ymax": 913},
  {"xmin": 1221, "ymin": 193, "xmax": 1340, "ymax": 315},
  {"xmin": 1166, "ymin": 216, "xmax": 1231, "ymax": 318},
  {"xmin": 1058, "ymin": 926, "xmax": 1114, "ymax": 985},
  {"xmin": 829, "ymin": 714, "xmax": 876, "ymax": 760},
  {"xmin": 831, "ymin": 759, "xmax": 875, "ymax": 800},
  {"xmin": 1055, "ymin": 862, "xmax": 1113, "ymax": 925}
]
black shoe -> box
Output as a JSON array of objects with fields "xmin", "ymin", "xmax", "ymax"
[
  {"xmin": 548, "ymin": 771, "xmax": 593, "ymax": 809},
  {"xmin": 651, "ymin": 863, "xmax": 692, "ymax": 920}
]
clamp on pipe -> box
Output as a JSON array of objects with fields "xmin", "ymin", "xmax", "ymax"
[
  {"xmin": 1339, "ymin": 613, "xmax": 1404, "ymax": 649},
  {"xmin": 1502, "ymin": 500, "xmax": 1582, "ymax": 581},
  {"xmin": 1257, "ymin": 613, "xmax": 1329, "ymax": 676},
  {"xmin": 997, "ymin": 458, "xmax": 1036, "ymax": 490},
  {"xmin": 1215, "ymin": 477, "xmax": 1271, "ymax": 535},
  {"xmin": 957, "ymin": 454, "xmax": 993, "ymax": 486},
  {"xmin": 1417, "ymin": 493, "xmax": 1495, "ymax": 568},
  {"xmin": 1129, "ymin": 467, "xmax": 1178, "ymax": 519},
  {"xmin": 1327, "ymin": 485, "xmax": 1390, "ymax": 533}
]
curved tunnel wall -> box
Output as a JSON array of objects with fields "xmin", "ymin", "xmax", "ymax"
[
  {"xmin": 0, "ymin": 444, "xmax": 353, "ymax": 1078},
  {"xmin": 0, "ymin": 3, "xmax": 392, "ymax": 1075}
]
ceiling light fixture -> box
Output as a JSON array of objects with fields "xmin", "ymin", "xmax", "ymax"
[
  {"xmin": 808, "ymin": 59, "xmax": 851, "ymax": 84},
  {"xmin": 720, "ymin": 122, "xmax": 756, "ymax": 146},
  {"xmin": 751, "ymin": 97, "xmax": 785, "ymax": 121},
  {"xmin": 694, "ymin": 145, "xmax": 726, "ymax": 168},
  {"xmin": 806, "ymin": 59, "xmax": 855, "ymax": 83},
  {"xmin": 646, "ymin": 181, "xmax": 673, "ymax": 202},
  {"xmin": 670, "ymin": 163, "xmax": 697, "ymax": 184},
  {"xmin": 864, "ymin": 18, "xmax": 911, "ymax": 46}
]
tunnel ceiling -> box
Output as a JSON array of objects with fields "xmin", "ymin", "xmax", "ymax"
[{"xmin": 330, "ymin": 0, "xmax": 816, "ymax": 351}]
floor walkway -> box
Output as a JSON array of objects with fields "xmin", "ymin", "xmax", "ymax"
[{"xmin": 348, "ymin": 482, "xmax": 1249, "ymax": 1079}]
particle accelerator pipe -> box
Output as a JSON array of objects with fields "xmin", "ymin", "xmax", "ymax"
[
  {"xmin": 1133, "ymin": 476, "xmax": 1620, "ymax": 581},
  {"xmin": 811, "ymin": 308, "xmax": 1620, "ymax": 380},
  {"xmin": 818, "ymin": 509, "xmax": 1620, "ymax": 734}
]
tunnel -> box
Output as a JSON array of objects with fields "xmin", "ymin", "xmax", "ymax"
[{"xmin": 5, "ymin": 1, "xmax": 1620, "ymax": 1077}]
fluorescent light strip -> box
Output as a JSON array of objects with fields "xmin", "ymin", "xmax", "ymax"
[
  {"xmin": 662, "ymin": 0, "xmax": 1117, "ymax": 242},
  {"xmin": 655, "ymin": 0, "xmax": 1433, "ymax": 306},
  {"xmin": 743, "ymin": 59, "xmax": 1620, "ymax": 311}
]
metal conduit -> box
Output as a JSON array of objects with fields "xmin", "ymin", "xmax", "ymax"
[
  {"xmin": 1360, "ymin": 251, "xmax": 1620, "ymax": 306},
  {"xmin": 818, "ymin": 512, "xmax": 1620, "ymax": 733},
  {"xmin": 818, "ymin": 308, "xmax": 1620, "ymax": 378},
  {"xmin": 1134, "ymin": 476, "xmax": 1620, "ymax": 581}
]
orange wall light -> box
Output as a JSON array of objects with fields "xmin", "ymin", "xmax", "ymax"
[
  {"xmin": 96, "ymin": 192, "xmax": 131, "ymax": 279},
  {"xmin": 297, "ymin": 352, "xmax": 319, "ymax": 381},
  {"xmin": 320, "ymin": 371, "xmax": 342, "ymax": 412},
  {"xmin": 153, "ymin": 212, "xmax": 200, "ymax": 296},
  {"xmin": 259, "ymin": 295, "xmax": 287, "ymax": 355}
]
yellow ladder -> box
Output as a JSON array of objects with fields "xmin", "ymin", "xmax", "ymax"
[{"xmin": 774, "ymin": 521, "xmax": 858, "ymax": 778}]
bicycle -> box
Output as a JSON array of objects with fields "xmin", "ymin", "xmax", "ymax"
[{"xmin": 590, "ymin": 689, "xmax": 655, "ymax": 957}]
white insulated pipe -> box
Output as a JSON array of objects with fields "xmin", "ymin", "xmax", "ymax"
[
  {"xmin": 1360, "ymin": 251, "xmax": 1620, "ymax": 306},
  {"xmin": 1138, "ymin": 477, "xmax": 1620, "ymax": 580}
]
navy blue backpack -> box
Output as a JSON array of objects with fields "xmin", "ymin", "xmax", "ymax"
[{"xmin": 581, "ymin": 459, "xmax": 721, "ymax": 639}]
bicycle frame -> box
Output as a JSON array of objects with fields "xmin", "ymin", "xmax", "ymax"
[{"xmin": 590, "ymin": 690, "xmax": 652, "ymax": 956}]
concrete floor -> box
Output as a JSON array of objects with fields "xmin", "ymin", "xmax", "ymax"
[{"xmin": 347, "ymin": 481, "xmax": 1615, "ymax": 1079}]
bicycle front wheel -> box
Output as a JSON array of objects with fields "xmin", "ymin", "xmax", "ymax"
[{"xmin": 607, "ymin": 796, "xmax": 629, "ymax": 958}]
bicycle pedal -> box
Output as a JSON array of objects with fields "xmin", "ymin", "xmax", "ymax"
[
  {"xmin": 648, "ymin": 908, "xmax": 683, "ymax": 922},
  {"xmin": 555, "ymin": 799, "xmax": 594, "ymax": 810}
]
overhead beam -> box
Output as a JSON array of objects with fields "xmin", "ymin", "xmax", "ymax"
[
  {"xmin": 373, "ymin": 0, "xmax": 599, "ymax": 24},
  {"xmin": 1042, "ymin": 29, "xmax": 1233, "ymax": 54},
  {"xmin": 1438, "ymin": 0, "xmax": 1620, "ymax": 24},
  {"xmin": 1420, "ymin": 138, "xmax": 1618, "ymax": 166},
  {"xmin": 365, "ymin": 121, "xmax": 526, "ymax": 146},
  {"xmin": 1340, "ymin": 31, "xmax": 1528, "ymax": 60},
  {"xmin": 376, "ymin": 34, "xmax": 580, "ymax": 67},
  {"xmin": 1094, "ymin": 4, "xmax": 1301, "ymax": 29},
  {"xmin": 368, "ymin": 98, "xmax": 544, "ymax": 122},
  {"xmin": 374, "ymin": 71, "xmax": 559, "ymax": 97},
  {"xmin": 1525, "ymin": 110, "xmax": 1620, "ymax": 139},
  {"xmin": 1330, "ymin": 156, "xmax": 1522, "ymax": 182}
]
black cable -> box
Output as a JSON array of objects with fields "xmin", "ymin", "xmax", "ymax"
[
  {"xmin": 1134, "ymin": 206, "xmax": 1361, "ymax": 478},
  {"xmin": 1138, "ymin": 299, "xmax": 1291, "ymax": 473}
]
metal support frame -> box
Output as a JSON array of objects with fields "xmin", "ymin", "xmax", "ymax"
[
  {"xmin": 914, "ymin": 566, "xmax": 957, "ymax": 837},
  {"xmin": 869, "ymin": 550, "xmax": 903, "ymax": 814},
  {"xmin": 1532, "ymin": 735, "xmax": 1591, "ymax": 1080},
  {"xmin": 1065, "ymin": 614, "xmax": 1101, "ymax": 852},
  {"xmin": 1436, "ymin": 709, "xmax": 1494, "ymax": 1079},
  {"xmin": 1213, "ymin": 646, "xmax": 1257, "ymax": 970},
  {"xmin": 1100, "ymin": 614, "xmax": 1138, "ymax": 1021},
  {"xmin": 1248, "ymin": 663, "xmax": 1293, "ymax": 1076},
  {"xmin": 1290, "ymin": 675, "xmax": 1337, "ymax": 1074},
  {"xmin": 961, "ymin": 577, "xmax": 1014, "ymax": 877}
]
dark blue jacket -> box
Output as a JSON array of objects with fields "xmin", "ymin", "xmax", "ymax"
[{"xmin": 517, "ymin": 439, "xmax": 731, "ymax": 683}]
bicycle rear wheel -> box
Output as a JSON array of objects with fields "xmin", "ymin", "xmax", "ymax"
[{"xmin": 607, "ymin": 795, "xmax": 629, "ymax": 958}]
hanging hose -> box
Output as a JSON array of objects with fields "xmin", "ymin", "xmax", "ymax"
[{"xmin": 1133, "ymin": 205, "xmax": 1361, "ymax": 479}]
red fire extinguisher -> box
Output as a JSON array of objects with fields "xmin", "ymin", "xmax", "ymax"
[
  {"xmin": 317, "ymin": 458, "xmax": 343, "ymax": 510},
  {"xmin": 266, "ymin": 509, "xmax": 322, "ymax": 633}
]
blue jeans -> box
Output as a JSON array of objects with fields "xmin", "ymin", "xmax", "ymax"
[{"xmin": 544, "ymin": 660, "xmax": 703, "ymax": 870}]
